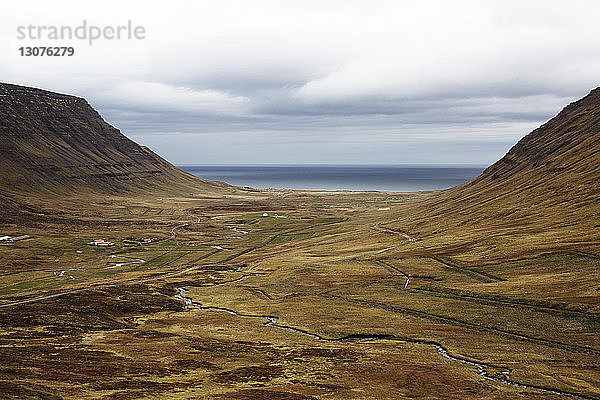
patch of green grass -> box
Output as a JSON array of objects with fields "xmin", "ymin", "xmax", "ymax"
[{"xmin": 270, "ymin": 233, "xmax": 313, "ymax": 244}]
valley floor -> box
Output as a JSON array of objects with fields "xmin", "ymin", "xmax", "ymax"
[{"xmin": 0, "ymin": 188, "xmax": 599, "ymax": 399}]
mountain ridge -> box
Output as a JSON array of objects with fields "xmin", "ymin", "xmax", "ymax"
[
  {"xmin": 471, "ymin": 87, "xmax": 600, "ymax": 186},
  {"xmin": 385, "ymin": 87, "xmax": 600, "ymax": 259},
  {"xmin": 0, "ymin": 82, "xmax": 224, "ymax": 196}
]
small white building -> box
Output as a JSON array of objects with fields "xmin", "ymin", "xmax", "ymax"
[{"xmin": 89, "ymin": 239, "xmax": 114, "ymax": 247}]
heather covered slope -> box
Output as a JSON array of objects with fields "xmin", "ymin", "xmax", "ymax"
[{"xmin": 0, "ymin": 83, "xmax": 224, "ymax": 196}]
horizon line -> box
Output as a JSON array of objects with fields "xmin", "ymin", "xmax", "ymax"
[{"xmin": 176, "ymin": 163, "xmax": 488, "ymax": 167}]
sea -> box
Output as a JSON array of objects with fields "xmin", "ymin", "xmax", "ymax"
[{"xmin": 179, "ymin": 165, "xmax": 485, "ymax": 192}]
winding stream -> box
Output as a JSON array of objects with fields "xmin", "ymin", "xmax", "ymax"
[
  {"xmin": 50, "ymin": 255, "xmax": 146, "ymax": 280},
  {"xmin": 2, "ymin": 211, "xmax": 595, "ymax": 399},
  {"xmin": 105, "ymin": 255, "xmax": 146, "ymax": 269},
  {"xmin": 174, "ymin": 286, "xmax": 594, "ymax": 399},
  {"xmin": 53, "ymin": 268, "xmax": 82, "ymax": 280},
  {"xmin": 227, "ymin": 226, "xmax": 249, "ymax": 235}
]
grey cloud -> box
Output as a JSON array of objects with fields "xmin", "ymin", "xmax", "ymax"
[{"xmin": 3, "ymin": 0, "xmax": 600, "ymax": 165}]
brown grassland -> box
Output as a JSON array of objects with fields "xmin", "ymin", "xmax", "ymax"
[{"xmin": 0, "ymin": 184, "xmax": 598, "ymax": 400}]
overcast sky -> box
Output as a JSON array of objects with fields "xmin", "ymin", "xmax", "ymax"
[{"xmin": 2, "ymin": 0, "xmax": 600, "ymax": 165}]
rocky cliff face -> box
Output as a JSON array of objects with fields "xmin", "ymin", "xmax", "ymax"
[{"xmin": 0, "ymin": 83, "xmax": 209, "ymax": 194}]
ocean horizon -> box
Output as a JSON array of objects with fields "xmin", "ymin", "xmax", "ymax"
[{"xmin": 179, "ymin": 164, "xmax": 486, "ymax": 192}]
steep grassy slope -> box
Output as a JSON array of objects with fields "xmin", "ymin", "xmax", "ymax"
[
  {"xmin": 0, "ymin": 83, "xmax": 224, "ymax": 197},
  {"xmin": 386, "ymin": 88, "xmax": 600, "ymax": 260},
  {"xmin": 457, "ymin": 87, "xmax": 600, "ymax": 206}
]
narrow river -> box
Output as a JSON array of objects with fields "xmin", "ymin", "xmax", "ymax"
[{"xmin": 174, "ymin": 286, "xmax": 594, "ymax": 400}]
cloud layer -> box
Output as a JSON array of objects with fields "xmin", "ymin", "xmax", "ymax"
[{"xmin": 3, "ymin": 0, "xmax": 600, "ymax": 164}]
